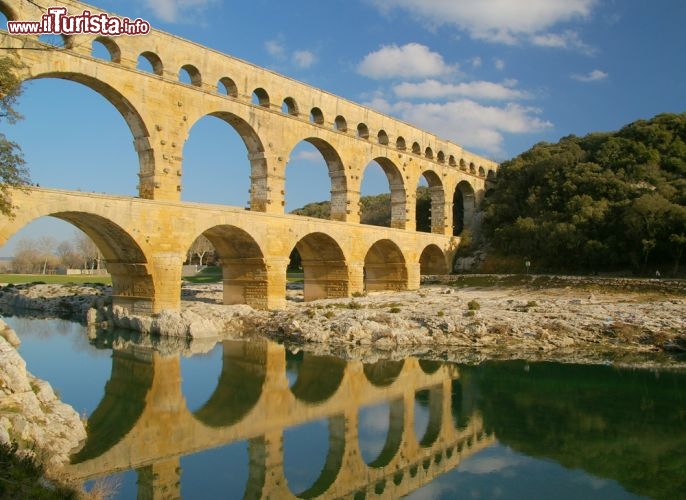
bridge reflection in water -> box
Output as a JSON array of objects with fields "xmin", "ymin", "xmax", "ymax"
[{"xmin": 63, "ymin": 340, "xmax": 494, "ymax": 498}]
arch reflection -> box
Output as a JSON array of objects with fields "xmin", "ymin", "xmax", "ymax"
[{"xmin": 66, "ymin": 338, "xmax": 494, "ymax": 499}]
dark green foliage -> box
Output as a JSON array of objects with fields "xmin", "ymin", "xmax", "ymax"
[
  {"xmin": 291, "ymin": 187, "xmax": 432, "ymax": 229},
  {"xmin": 0, "ymin": 442, "xmax": 78, "ymax": 499},
  {"xmin": 0, "ymin": 56, "xmax": 31, "ymax": 216},
  {"xmin": 359, "ymin": 192, "xmax": 391, "ymax": 226},
  {"xmin": 468, "ymin": 361, "xmax": 686, "ymax": 499},
  {"xmin": 290, "ymin": 200, "xmax": 331, "ymax": 220},
  {"xmin": 483, "ymin": 112, "xmax": 686, "ymax": 274}
]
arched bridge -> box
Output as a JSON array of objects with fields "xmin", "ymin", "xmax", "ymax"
[
  {"xmin": 0, "ymin": 0, "xmax": 498, "ymax": 313},
  {"xmin": 63, "ymin": 339, "xmax": 496, "ymax": 498}
]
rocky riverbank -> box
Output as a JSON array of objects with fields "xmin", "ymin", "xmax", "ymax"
[
  {"xmin": 0, "ymin": 319, "xmax": 87, "ymax": 470},
  {"xmin": 2, "ymin": 276, "xmax": 686, "ymax": 366}
]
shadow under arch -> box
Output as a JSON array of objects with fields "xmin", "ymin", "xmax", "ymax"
[
  {"xmin": 292, "ymin": 232, "xmax": 349, "ymax": 301},
  {"xmin": 71, "ymin": 350, "xmax": 155, "ymax": 463},
  {"xmin": 363, "ymin": 359, "xmax": 405, "ymax": 387},
  {"xmin": 452, "ymin": 180, "xmax": 476, "ymax": 236},
  {"xmin": 287, "ymin": 137, "xmax": 348, "ymax": 221},
  {"xmin": 364, "ymin": 239, "xmax": 408, "ymax": 291},
  {"xmin": 26, "ymin": 72, "xmax": 153, "ymax": 198},
  {"xmin": 193, "ymin": 341, "xmax": 267, "ymax": 427},
  {"xmin": 197, "ymin": 224, "xmax": 266, "ymax": 306},
  {"xmin": 289, "ymin": 352, "xmax": 347, "ymax": 404},
  {"xmin": 419, "ymin": 244, "xmax": 447, "ymax": 275}
]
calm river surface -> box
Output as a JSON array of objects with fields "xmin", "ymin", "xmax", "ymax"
[{"xmin": 5, "ymin": 316, "xmax": 686, "ymax": 499}]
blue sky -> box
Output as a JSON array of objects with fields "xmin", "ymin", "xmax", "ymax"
[{"xmin": 1, "ymin": 0, "xmax": 685, "ymax": 256}]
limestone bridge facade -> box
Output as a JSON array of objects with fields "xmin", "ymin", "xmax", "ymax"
[{"xmin": 0, "ymin": 0, "xmax": 498, "ymax": 313}]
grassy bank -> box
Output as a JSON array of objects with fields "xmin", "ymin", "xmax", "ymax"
[
  {"xmin": 0, "ymin": 443, "xmax": 78, "ymax": 499},
  {"xmin": 182, "ymin": 267, "xmax": 305, "ymax": 283},
  {"xmin": 423, "ymin": 274, "xmax": 686, "ymax": 295}
]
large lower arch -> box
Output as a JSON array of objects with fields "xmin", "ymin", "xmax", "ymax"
[
  {"xmin": 292, "ymin": 232, "xmax": 349, "ymax": 301},
  {"xmin": 452, "ymin": 180, "xmax": 476, "ymax": 236},
  {"xmin": 26, "ymin": 72, "xmax": 153, "ymax": 198},
  {"xmin": 419, "ymin": 244, "xmax": 447, "ymax": 275},
  {"xmin": 53, "ymin": 212, "xmax": 154, "ymax": 312},
  {"xmin": 198, "ymin": 225, "xmax": 267, "ymax": 308},
  {"xmin": 364, "ymin": 239, "xmax": 408, "ymax": 291},
  {"xmin": 0, "ymin": 208, "xmax": 153, "ymax": 313}
]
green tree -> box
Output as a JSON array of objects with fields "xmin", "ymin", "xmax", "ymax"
[
  {"xmin": 483, "ymin": 112, "xmax": 686, "ymax": 274},
  {"xmin": 0, "ymin": 56, "xmax": 30, "ymax": 216}
]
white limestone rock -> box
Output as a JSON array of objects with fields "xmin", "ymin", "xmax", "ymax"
[{"xmin": 0, "ymin": 337, "xmax": 86, "ymax": 470}]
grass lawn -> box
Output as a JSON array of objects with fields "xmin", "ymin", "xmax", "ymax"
[
  {"xmin": 0, "ymin": 274, "xmax": 111, "ymax": 285},
  {"xmin": 182, "ymin": 266, "xmax": 222, "ymax": 283}
]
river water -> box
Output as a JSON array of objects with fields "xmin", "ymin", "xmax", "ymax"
[{"xmin": 4, "ymin": 315, "xmax": 686, "ymax": 499}]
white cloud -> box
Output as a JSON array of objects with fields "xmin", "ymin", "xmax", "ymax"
[
  {"xmin": 293, "ymin": 50, "xmax": 316, "ymax": 68},
  {"xmin": 393, "ymin": 79, "xmax": 529, "ymax": 101},
  {"xmin": 292, "ymin": 150, "xmax": 322, "ymax": 162},
  {"xmin": 144, "ymin": 0, "xmax": 216, "ymax": 23},
  {"xmin": 459, "ymin": 454, "xmax": 525, "ymax": 474},
  {"xmin": 265, "ymin": 40, "xmax": 286, "ymax": 59},
  {"xmin": 357, "ymin": 43, "xmax": 456, "ymax": 80},
  {"xmin": 494, "ymin": 58, "xmax": 505, "ymax": 71},
  {"xmin": 367, "ymin": 0, "xmax": 596, "ymax": 47},
  {"xmin": 367, "ymin": 98, "xmax": 552, "ymax": 157},
  {"xmin": 531, "ymin": 30, "xmax": 595, "ymax": 53},
  {"xmin": 471, "ymin": 56, "xmax": 482, "ymax": 68},
  {"xmin": 572, "ymin": 69, "xmax": 608, "ymax": 82},
  {"xmin": 266, "ymin": 42, "xmax": 317, "ymax": 69}
]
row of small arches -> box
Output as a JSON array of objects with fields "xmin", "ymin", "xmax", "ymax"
[{"xmin": 82, "ymin": 36, "xmax": 497, "ymax": 179}]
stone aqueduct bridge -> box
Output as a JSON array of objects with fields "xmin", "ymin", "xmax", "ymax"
[
  {"xmin": 64, "ymin": 340, "xmax": 495, "ymax": 498},
  {"xmin": 1, "ymin": 0, "xmax": 498, "ymax": 313}
]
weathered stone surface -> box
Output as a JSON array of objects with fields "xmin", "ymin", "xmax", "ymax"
[
  {"xmin": 0, "ymin": 319, "xmax": 20, "ymax": 347},
  {"xmin": 0, "ymin": 336, "xmax": 86, "ymax": 470}
]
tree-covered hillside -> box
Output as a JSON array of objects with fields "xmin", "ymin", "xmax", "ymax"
[
  {"xmin": 292, "ymin": 186, "xmax": 432, "ymax": 231},
  {"xmin": 483, "ymin": 112, "xmax": 686, "ymax": 274}
]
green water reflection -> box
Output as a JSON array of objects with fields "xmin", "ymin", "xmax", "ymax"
[
  {"xmin": 465, "ymin": 361, "xmax": 686, "ymax": 499},
  {"xmin": 6, "ymin": 317, "xmax": 685, "ymax": 499}
]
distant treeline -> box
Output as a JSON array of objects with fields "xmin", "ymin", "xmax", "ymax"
[
  {"xmin": 291, "ymin": 186, "xmax": 433, "ymax": 231},
  {"xmin": 483, "ymin": 112, "xmax": 686, "ymax": 275}
]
